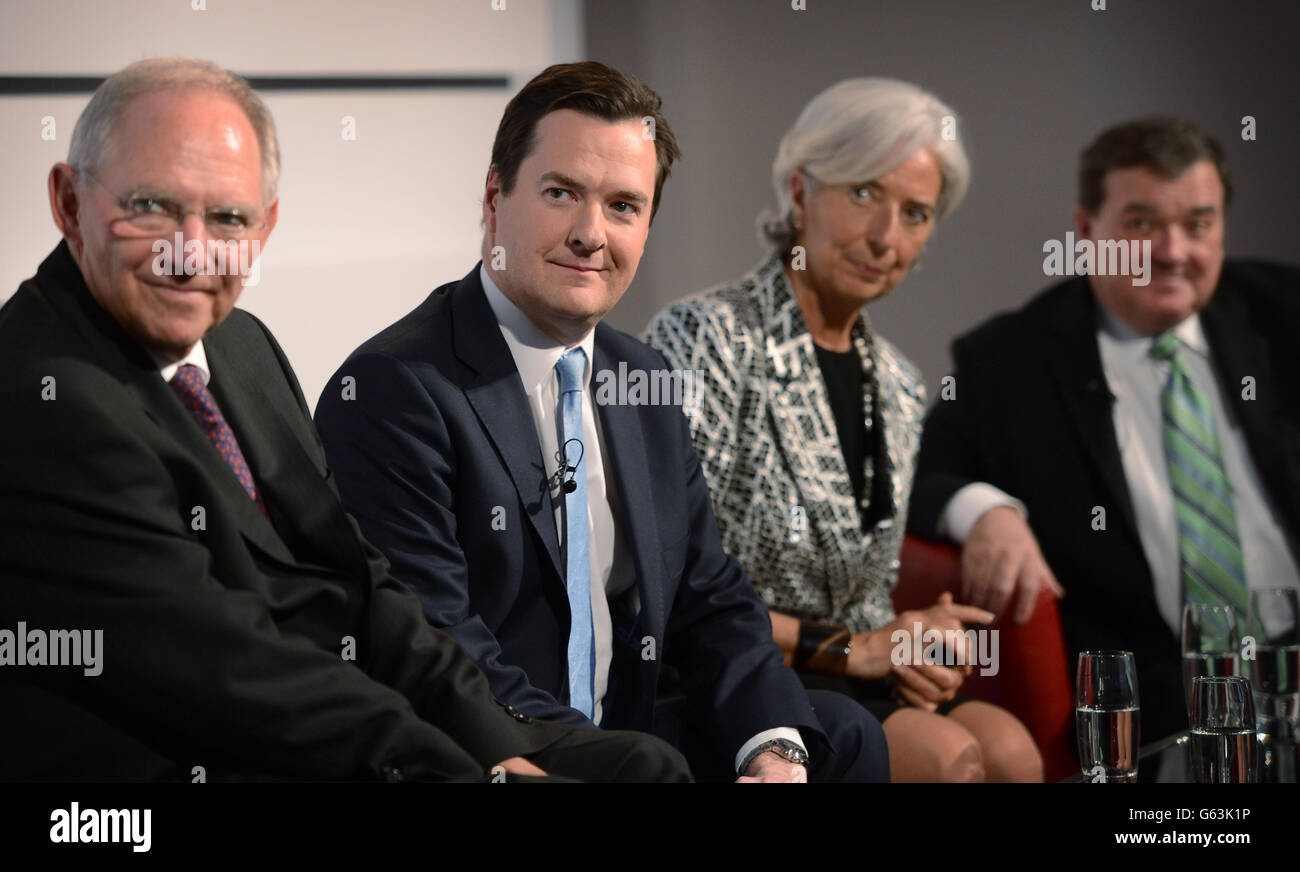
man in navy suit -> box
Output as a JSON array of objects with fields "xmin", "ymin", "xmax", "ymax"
[{"xmin": 315, "ymin": 61, "xmax": 889, "ymax": 782}]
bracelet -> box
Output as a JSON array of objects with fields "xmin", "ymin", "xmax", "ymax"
[{"xmin": 794, "ymin": 620, "xmax": 852, "ymax": 676}]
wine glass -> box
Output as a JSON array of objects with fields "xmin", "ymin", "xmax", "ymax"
[
  {"xmin": 1076, "ymin": 651, "xmax": 1140, "ymax": 782},
  {"xmin": 1189, "ymin": 676, "xmax": 1257, "ymax": 782},
  {"xmin": 1180, "ymin": 603, "xmax": 1240, "ymax": 723}
]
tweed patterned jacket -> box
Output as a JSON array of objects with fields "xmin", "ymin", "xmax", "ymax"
[{"xmin": 644, "ymin": 251, "xmax": 927, "ymax": 632}]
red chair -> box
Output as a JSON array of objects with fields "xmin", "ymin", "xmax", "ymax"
[{"xmin": 892, "ymin": 534, "xmax": 1076, "ymax": 782}]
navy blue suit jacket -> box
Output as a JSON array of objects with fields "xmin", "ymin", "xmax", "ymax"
[{"xmin": 315, "ymin": 265, "xmax": 826, "ymax": 762}]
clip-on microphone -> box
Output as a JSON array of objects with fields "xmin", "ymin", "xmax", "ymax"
[{"xmin": 551, "ymin": 437, "xmax": 584, "ymax": 494}]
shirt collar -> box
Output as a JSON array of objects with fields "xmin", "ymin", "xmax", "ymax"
[
  {"xmin": 479, "ymin": 263, "xmax": 596, "ymax": 393},
  {"xmin": 152, "ymin": 340, "xmax": 211, "ymax": 385},
  {"xmin": 1096, "ymin": 303, "xmax": 1208, "ymax": 366}
]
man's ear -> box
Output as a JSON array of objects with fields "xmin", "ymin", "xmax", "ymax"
[
  {"xmin": 482, "ymin": 165, "xmax": 503, "ymax": 235},
  {"xmin": 1072, "ymin": 205, "xmax": 1094, "ymax": 239},
  {"xmin": 49, "ymin": 163, "xmax": 84, "ymax": 251},
  {"xmin": 258, "ymin": 196, "xmax": 279, "ymax": 244}
]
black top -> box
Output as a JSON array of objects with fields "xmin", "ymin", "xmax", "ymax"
[{"xmin": 814, "ymin": 343, "xmax": 867, "ymax": 508}]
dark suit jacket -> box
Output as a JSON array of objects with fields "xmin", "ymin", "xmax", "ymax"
[
  {"xmin": 314, "ymin": 265, "xmax": 826, "ymax": 764},
  {"xmin": 908, "ymin": 260, "xmax": 1300, "ymax": 740},
  {"xmin": 0, "ymin": 243, "xmax": 571, "ymax": 781}
]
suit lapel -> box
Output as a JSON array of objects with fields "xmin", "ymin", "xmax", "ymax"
[
  {"xmin": 1201, "ymin": 286, "xmax": 1300, "ymax": 541},
  {"xmin": 451, "ymin": 267, "xmax": 564, "ymax": 580},
  {"xmin": 1045, "ymin": 280, "xmax": 1139, "ymax": 537},
  {"xmin": 118, "ymin": 367, "xmax": 304, "ymax": 569},
  {"xmin": 1203, "ymin": 285, "xmax": 1279, "ymax": 453},
  {"xmin": 593, "ymin": 332, "xmax": 665, "ymax": 633},
  {"xmin": 870, "ymin": 332, "xmax": 926, "ymax": 524},
  {"xmin": 204, "ymin": 329, "xmax": 367, "ymax": 575},
  {"xmin": 761, "ymin": 266, "xmax": 861, "ymax": 542}
]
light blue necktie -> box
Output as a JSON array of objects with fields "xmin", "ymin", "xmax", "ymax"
[{"xmin": 555, "ymin": 348, "xmax": 595, "ymax": 718}]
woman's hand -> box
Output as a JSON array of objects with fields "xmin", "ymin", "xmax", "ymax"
[{"xmin": 846, "ymin": 593, "xmax": 994, "ymax": 705}]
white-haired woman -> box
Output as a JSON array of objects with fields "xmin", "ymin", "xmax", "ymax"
[{"xmin": 646, "ymin": 78, "xmax": 1042, "ymax": 781}]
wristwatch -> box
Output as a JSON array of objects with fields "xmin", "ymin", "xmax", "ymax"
[{"xmin": 740, "ymin": 738, "xmax": 809, "ymax": 774}]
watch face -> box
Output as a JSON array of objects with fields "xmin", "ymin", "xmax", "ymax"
[
  {"xmin": 744, "ymin": 740, "xmax": 808, "ymax": 774},
  {"xmin": 773, "ymin": 742, "xmax": 807, "ymax": 764}
]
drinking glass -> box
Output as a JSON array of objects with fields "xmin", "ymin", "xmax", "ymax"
[
  {"xmin": 1189, "ymin": 676, "xmax": 1257, "ymax": 783},
  {"xmin": 1181, "ymin": 603, "xmax": 1240, "ymax": 723},
  {"xmin": 1246, "ymin": 588, "xmax": 1300, "ymax": 737},
  {"xmin": 1076, "ymin": 651, "xmax": 1140, "ymax": 782},
  {"xmin": 1247, "ymin": 588, "xmax": 1300, "ymax": 781}
]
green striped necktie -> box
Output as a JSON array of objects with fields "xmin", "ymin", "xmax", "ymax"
[{"xmin": 1150, "ymin": 331, "xmax": 1247, "ymax": 629}]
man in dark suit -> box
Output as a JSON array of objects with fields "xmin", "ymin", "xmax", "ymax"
[
  {"xmin": 909, "ymin": 118, "xmax": 1300, "ymax": 743},
  {"xmin": 0, "ymin": 58, "xmax": 689, "ymax": 783},
  {"xmin": 315, "ymin": 61, "xmax": 889, "ymax": 782}
]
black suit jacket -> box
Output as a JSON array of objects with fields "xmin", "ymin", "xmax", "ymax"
[
  {"xmin": 0, "ymin": 243, "xmax": 571, "ymax": 781},
  {"xmin": 908, "ymin": 260, "xmax": 1300, "ymax": 740},
  {"xmin": 314, "ymin": 265, "xmax": 826, "ymax": 763}
]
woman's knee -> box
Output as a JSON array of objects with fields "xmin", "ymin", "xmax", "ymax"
[
  {"xmin": 950, "ymin": 702, "xmax": 1044, "ymax": 782},
  {"xmin": 984, "ymin": 721, "xmax": 1044, "ymax": 782},
  {"xmin": 939, "ymin": 724, "xmax": 985, "ymax": 783},
  {"xmin": 884, "ymin": 709, "xmax": 985, "ymax": 782}
]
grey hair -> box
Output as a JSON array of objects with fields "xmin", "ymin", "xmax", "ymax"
[
  {"xmin": 759, "ymin": 77, "xmax": 970, "ymax": 251},
  {"xmin": 68, "ymin": 57, "xmax": 281, "ymax": 202}
]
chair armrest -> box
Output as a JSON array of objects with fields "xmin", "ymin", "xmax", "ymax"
[{"xmin": 893, "ymin": 533, "xmax": 1077, "ymax": 781}]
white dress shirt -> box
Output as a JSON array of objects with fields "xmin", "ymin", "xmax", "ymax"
[
  {"xmin": 153, "ymin": 341, "xmax": 210, "ymax": 385},
  {"xmin": 480, "ymin": 266, "xmax": 803, "ymax": 771},
  {"xmin": 941, "ymin": 308, "xmax": 1300, "ymax": 634}
]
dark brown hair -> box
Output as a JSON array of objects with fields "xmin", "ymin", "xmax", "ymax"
[
  {"xmin": 489, "ymin": 61, "xmax": 680, "ymax": 221},
  {"xmin": 1078, "ymin": 117, "xmax": 1232, "ymax": 215}
]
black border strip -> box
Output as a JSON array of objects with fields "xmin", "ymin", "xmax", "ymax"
[{"xmin": 0, "ymin": 74, "xmax": 510, "ymax": 96}]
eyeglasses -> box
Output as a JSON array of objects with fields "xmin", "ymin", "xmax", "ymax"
[{"xmin": 78, "ymin": 168, "xmax": 267, "ymax": 241}]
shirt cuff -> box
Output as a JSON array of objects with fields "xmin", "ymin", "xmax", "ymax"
[
  {"xmin": 735, "ymin": 727, "xmax": 806, "ymax": 775},
  {"xmin": 938, "ymin": 482, "xmax": 1027, "ymax": 544}
]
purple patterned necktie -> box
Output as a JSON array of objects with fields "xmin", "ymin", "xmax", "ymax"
[{"xmin": 168, "ymin": 363, "xmax": 269, "ymax": 518}]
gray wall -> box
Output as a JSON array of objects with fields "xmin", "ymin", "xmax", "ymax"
[{"xmin": 586, "ymin": 0, "xmax": 1300, "ymax": 399}]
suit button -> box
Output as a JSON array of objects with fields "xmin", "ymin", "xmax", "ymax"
[
  {"xmin": 381, "ymin": 765, "xmax": 404, "ymax": 783},
  {"xmin": 501, "ymin": 703, "xmax": 531, "ymax": 723}
]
